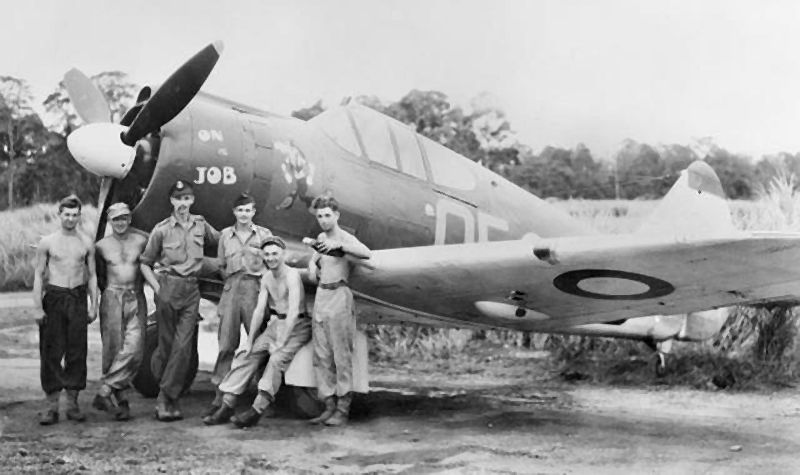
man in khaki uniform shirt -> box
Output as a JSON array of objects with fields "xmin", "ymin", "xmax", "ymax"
[
  {"xmin": 140, "ymin": 180, "xmax": 219, "ymax": 421},
  {"xmin": 204, "ymin": 193, "xmax": 271, "ymax": 418}
]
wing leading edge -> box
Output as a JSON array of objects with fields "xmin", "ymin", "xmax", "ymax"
[{"xmin": 350, "ymin": 232, "xmax": 800, "ymax": 331}]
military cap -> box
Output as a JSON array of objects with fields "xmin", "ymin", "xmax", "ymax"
[
  {"xmin": 107, "ymin": 202, "xmax": 131, "ymax": 219},
  {"xmin": 261, "ymin": 235, "xmax": 286, "ymax": 250},
  {"xmin": 168, "ymin": 179, "xmax": 194, "ymax": 198},
  {"xmin": 232, "ymin": 192, "xmax": 255, "ymax": 208}
]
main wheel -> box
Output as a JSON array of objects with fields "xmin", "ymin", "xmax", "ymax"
[
  {"xmin": 132, "ymin": 320, "xmax": 199, "ymax": 398},
  {"xmin": 275, "ymin": 385, "xmax": 323, "ymax": 419}
]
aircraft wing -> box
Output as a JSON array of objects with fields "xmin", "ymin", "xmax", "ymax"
[{"xmin": 350, "ymin": 232, "xmax": 800, "ymax": 330}]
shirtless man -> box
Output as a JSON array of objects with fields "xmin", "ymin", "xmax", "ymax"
[
  {"xmin": 306, "ymin": 195, "xmax": 371, "ymax": 427},
  {"xmin": 92, "ymin": 203, "xmax": 148, "ymax": 421},
  {"xmin": 203, "ymin": 236, "xmax": 312, "ymax": 428},
  {"xmin": 32, "ymin": 195, "xmax": 99, "ymax": 425}
]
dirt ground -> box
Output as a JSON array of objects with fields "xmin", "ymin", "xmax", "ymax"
[{"xmin": 2, "ymin": 294, "xmax": 800, "ymax": 474}]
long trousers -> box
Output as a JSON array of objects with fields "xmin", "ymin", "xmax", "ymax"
[
  {"xmin": 219, "ymin": 316, "xmax": 312, "ymax": 406},
  {"xmin": 99, "ymin": 286, "xmax": 146, "ymax": 392},
  {"xmin": 150, "ymin": 274, "xmax": 200, "ymax": 400},
  {"xmin": 312, "ymin": 286, "xmax": 356, "ymax": 398},
  {"xmin": 212, "ymin": 273, "xmax": 259, "ymax": 386},
  {"xmin": 39, "ymin": 284, "xmax": 88, "ymax": 394}
]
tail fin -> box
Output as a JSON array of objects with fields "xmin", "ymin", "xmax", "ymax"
[{"xmin": 636, "ymin": 160, "xmax": 735, "ymax": 238}]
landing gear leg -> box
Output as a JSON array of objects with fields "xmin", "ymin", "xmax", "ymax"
[{"xmin": 654, "ymin": 339, "xmax": 672, "ymax": 378}]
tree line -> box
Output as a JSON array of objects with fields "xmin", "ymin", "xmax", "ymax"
[{"xmin": 1, "ymin": 73, "xmax": 797, "ymax": 210}]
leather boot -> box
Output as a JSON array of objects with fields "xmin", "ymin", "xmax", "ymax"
[
  {"xmin": 203, "ymin": 404, "xmax": 235, "ymax": 425},
  {"xmin": 92, "ymin": 392, "xmax": 119, "ymax": 418},
  {"xmin": 65, "ymin": 389, "xmax": 86, "ymax": 422},
  {"xmin": 113, "ymin": 389, "xmax": 131, "ymax": 421},
  {"xmin": 155, "ymin": 392, "xmax": 174, "ymax": 422},
  {"xmin": 39, "ymin": 391, "xmax": 60, "ymax": 426},
  {"xmin": 309, "ymin": 396, "xmax": 336, "ymax": 425},
  {"xmin": 169, "ymin": 398, "xmax": 184, "ymax": 421},
  {"xmin": 115, "ymin": 400, "xmax": 131, "ymax": 421},
  {"xmin": 231, "ymin": 407, "xmax": 262, "ymax": 428},
  {"xmin": 203, "ymin": 389, "xmax": 224, "ymax": 418},
  {"xmin": 324, "ymin": 393, "xmax": 353, "ymax": 427}
]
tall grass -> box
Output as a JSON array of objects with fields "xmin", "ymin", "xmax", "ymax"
[{"xmin": 0, "ymin": 204, "xmax": 97, "ymax": 291}]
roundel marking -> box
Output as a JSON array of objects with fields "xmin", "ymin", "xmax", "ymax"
[{"xmin": 553, "ymin": 269, "xmax": 675, "ymax": 300}]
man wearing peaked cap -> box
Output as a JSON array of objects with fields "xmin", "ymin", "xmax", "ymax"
[
  {"xmin": 169, "ymin": 179, "xmax": 193, "ymax": 197},
  {"xmin": 201, "ymin": 192, "xmax": 272, "ymax": 422},
  {"xmin": 140, "ymin": 179, "xmax": 220, "ymax": 421},
  {"xmin": 93, "ymin": 202, "xmax": 148, "ymax": 421}
]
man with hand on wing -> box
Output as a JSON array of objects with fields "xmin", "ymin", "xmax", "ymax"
[{"xmin": 306, "ymin": 195, "xmax": 370, "ymax": 427}]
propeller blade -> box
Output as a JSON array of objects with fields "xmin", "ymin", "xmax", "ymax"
[
  {"xmin": 120, "ymin": 86, "xmax": 152, "ymax": 126},
  {"xmin": 135, "ymin": 86, "xmax": 152, "ymax": 104},
  {"xmin": 63, "ymin": 69, "xmax": 111, "ymax": 124},
  {"xmin": 122, "ymin": 41, "xmax": 223, "ymax": 145}
]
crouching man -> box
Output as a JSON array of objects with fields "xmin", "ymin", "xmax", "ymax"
[
  {"xmin": 92, "ymin": 203, "xmax": 148, "ymax": 421},
  {"xmin": 203, "ymin": 236, "xmax": 312, "ymax": 428}
]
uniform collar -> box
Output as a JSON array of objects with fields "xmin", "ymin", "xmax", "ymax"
[
  {"xmin": 168, "ymin": 213, "xmax": 200, "ymax": 227},
  {"xmin": 227, "ymin": 222, "xmax": 258, "ymax": 237}
]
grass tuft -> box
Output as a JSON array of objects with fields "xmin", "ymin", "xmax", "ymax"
[{"xmin": 0, "ymin": 204, "xmax": 96, "ymax": 291}]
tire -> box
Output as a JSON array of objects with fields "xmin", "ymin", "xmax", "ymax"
[
  {"xmin": 275, "ymin": 385, "xmax": 323, "ymax": 419},
  {"xmin": 132, "ymin": 320, "xmax": 199, "ymax": 398}
]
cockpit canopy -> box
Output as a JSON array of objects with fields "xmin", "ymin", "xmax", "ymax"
[{"xmin": 310, "ymin": 104, "xmax": 478, "ymax": 191}]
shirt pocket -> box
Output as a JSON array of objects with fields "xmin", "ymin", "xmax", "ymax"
[
  {"xmin": 162, "ymin": 240, "xmax": 186, "ymax": 264},
  {"xmin": 188, "ymin": 231, "xmax": 205, "ymax": 259},
  {"xmin": 242, "ymin": 244, "xmax": 264, "ymax": 272}
]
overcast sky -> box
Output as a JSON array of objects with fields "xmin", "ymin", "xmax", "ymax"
[{"xmin": 6, "ymin": 0, "xmax": 800, "ymax": 159}]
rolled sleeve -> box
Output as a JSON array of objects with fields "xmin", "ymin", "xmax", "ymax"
[
  {"xmin": 140, "ymin": 228, "xmax": 163, "ymax": 267},
  {"xmin": 205, "ymin": 221, "xmax": 220, "ymax": 248}
]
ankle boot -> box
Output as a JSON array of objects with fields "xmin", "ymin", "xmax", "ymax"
[
  {"xmin": 203, "ymin": 404, "xmax": 235, "ymax": 425},
  {"xmin": 155, "ymin": 392, "xmax": 173, "ymax": 422},
  {"xmin": 65, "ymin": 390, "xmax": 86, "ymax": 422},
  {"xmin": 231, "ymin": 407, "xmax": 262, "ymax": 428},
  {"xmin": 309, "ymin": 396, "xmax": 336, "ymax": 425},
  {"xmin": 39, "ymin": 391, "xmax": 60, "ymax": 425},
  {"xmin": 324, "ymin": 393, "xmax": 353, "ymax": 427}
]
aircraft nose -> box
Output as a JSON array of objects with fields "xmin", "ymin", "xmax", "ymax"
[{"xmin": 66, "ymin": 123, "xmax": 136, "ymax": 178}]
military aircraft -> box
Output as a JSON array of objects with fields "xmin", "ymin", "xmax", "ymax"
[{"xmin": 64, "ymin": 42, "xmax": 800, "ymax": 404}]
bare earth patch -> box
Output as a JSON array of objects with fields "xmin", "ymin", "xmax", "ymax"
[{"xmin": 1, "ymin": 304, "xmax": 800, "ymax": 474}]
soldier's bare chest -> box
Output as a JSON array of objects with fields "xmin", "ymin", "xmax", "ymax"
[
  {"xmin": 103, "ymin": 238, "xmax": 141, "ymax": 264},
  {"xmin": 50, "ymin": 236, "xmax": 87, "ymax": 264}
]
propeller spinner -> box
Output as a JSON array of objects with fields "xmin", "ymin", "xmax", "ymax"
[{"xmin": 64, "ymin": 41, "xmax": 224, "ymax": 179}]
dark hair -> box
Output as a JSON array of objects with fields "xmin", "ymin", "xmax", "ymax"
[
  {"xmin": 311, "ymin": 195, "xmax": 338, "ymax": 212},
  {"xmin": 260, "ymin": 235, "xmax": 286, "ymax": 250},
  {"xmin": 232, "ymin": 192, "xmax": 255, "ymax": 209},
  {"xmin": 58, "ymin": 194, "xmax": 83, "ymax": 213}
]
